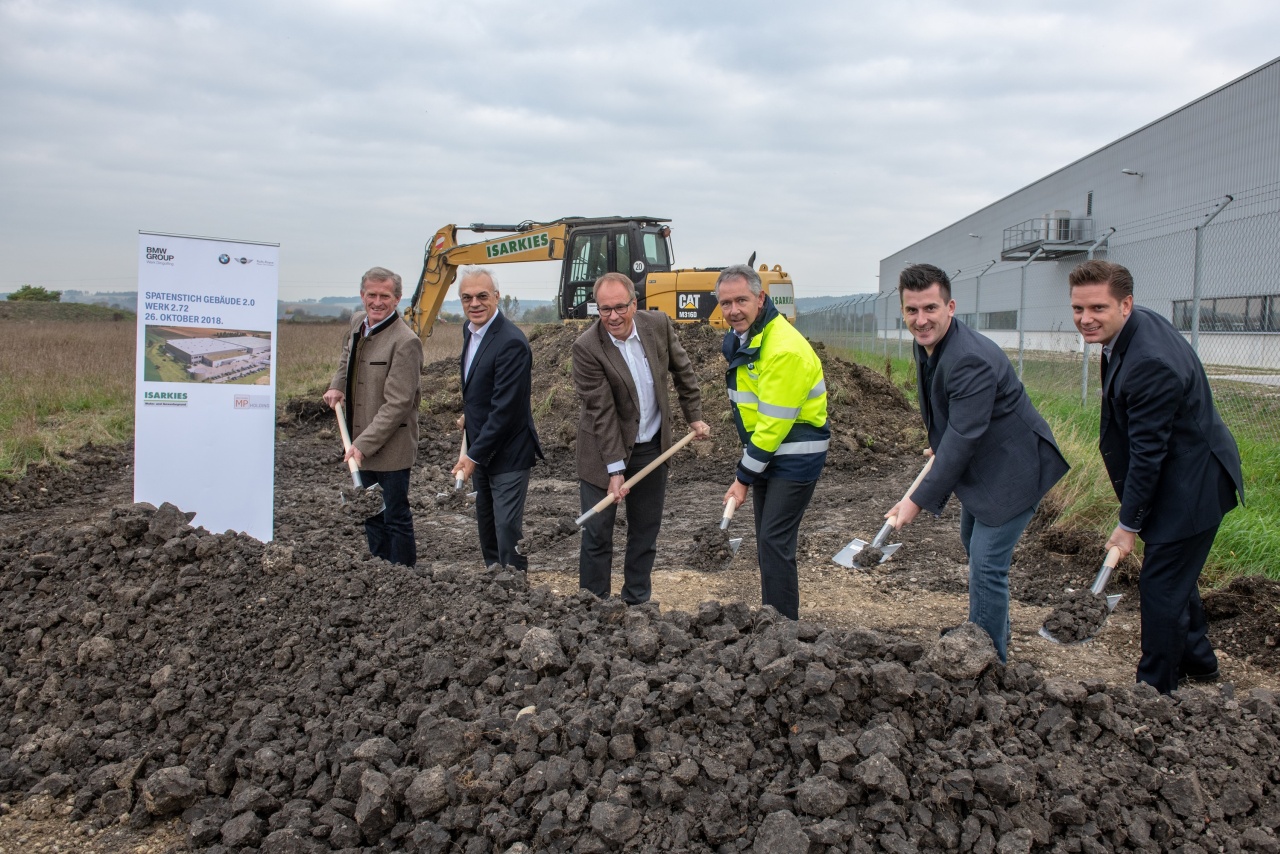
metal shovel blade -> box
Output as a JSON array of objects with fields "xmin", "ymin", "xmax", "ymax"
[
  {"xmin": 728, "ymin": 537, "xmax": 743, "ymax": 555},
  {"xmin": 832, "ymin": 537, "xmax": 901, "ymax": 568},
  {"xmin": 832, "ymin": 538, "xmax": 869, "ymax": 568}
]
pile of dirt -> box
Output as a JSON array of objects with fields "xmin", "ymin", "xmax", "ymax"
[
  {"xmin": 415, "ymin": 322, "xmax": 921, "ymax": 483},
  {"xmin": 1040, "ymin": 590, "xmax": 1112, "ymax": 644},
  {"xmin": 1204, "ymin": 575, "xmax": 1280, "ymax": 671},
  {"xmin": 684, "ymin": 528, "xmax": 738, "ymax": 572},
  {"xmin": 3, "ymin": 502, "xmax": 1280, "ymax": 853}
]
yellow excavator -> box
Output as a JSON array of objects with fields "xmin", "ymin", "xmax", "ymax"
[{"xmin": 403, "ymin": 215, "xmax": 795, "ymax": 339}]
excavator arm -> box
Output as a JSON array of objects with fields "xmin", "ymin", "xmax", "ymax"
[{"xmin": 404, "ymin": 221, "xmax": 569, "ymax": 340}]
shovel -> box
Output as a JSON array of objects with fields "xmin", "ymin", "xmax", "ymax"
[
  {"xmin": 575, "ymin": 431, "xmax": 697, "ymax": 527},
  {"xmin": 334, "ymin": 402, "xmax": 385, "ymax": 514},
  {"xmin": 833, "ymin": 456, "xmax": 935, "ymax": 568},
  {"xmin": 1038, "ymin": 546, "xmax": 1124, "ymax": 644},
  {"xmin": 437, "ymin": 433, "xmax": 474, "ymax": 500},
  {"xmin": 717, "ymin": 495, "xmax": 744, "ymax": 556}
]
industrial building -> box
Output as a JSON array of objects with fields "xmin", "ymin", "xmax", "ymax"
[
  {"xmin": 164, "ymin": 337, "xmax": 253, "ymax": 368},
  {"xmin": 870, "ymin": 56, "xmax": 1280, "ymax": 370},
  {"xmin": 218, "ymin": 335, "xmax": 272, "ymax": 355}
]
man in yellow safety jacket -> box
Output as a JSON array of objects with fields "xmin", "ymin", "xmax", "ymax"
[{"xmin": 718, "ymin": 264, "xmax": 829, "ymax": 619}]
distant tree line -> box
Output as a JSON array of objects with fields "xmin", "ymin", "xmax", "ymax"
[{"xmin": 7, "ymin": 285, "xmax": 61, "ymax": 302}]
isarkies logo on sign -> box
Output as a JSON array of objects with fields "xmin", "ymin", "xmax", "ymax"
[
  {"xmin": 485, "ymin": 231, "xmax": 551, "ymax": 259},
  {"xmin": 143, "ymin": 390, "xmax": 188, "ymax": 407}
]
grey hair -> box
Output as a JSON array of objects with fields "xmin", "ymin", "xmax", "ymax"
[
  {"xmin": 360, "ymin": 266, "xmax": 402, "ymax": 297},
  {"xmin": 592, "ymin": 272, "xmax": 635, "ymax": 303},
  {"xmin": 715, "ymin": 264, "xmax": 762, "ymax": 298},
  {"xmin": 457, "ymin": 266, "xmax": 500, "ymax": 293}
]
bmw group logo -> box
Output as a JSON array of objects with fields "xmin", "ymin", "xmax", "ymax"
[{"xmin": 218, "ymin": 254, "xmax": 231, "ymax": 264}]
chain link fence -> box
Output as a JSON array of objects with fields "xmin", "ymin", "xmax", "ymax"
[{"xmin": 798, "ymin": 189, "xmax": 1280, "ymax": 441}]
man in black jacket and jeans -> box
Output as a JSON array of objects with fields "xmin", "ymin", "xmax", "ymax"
[{"xmin": 887, "ymin": 264, "xmax": 1069, "ymax": 662}]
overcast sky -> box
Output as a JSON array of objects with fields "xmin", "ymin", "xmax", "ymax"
[{"xmin": 2, "ymin": 1, "xmax": 1277, "ymax": 302}]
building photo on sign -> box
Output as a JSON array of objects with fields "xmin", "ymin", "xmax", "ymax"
[{"xmin": 143, "ymin": 326, "xmax": 273, "ymax": 385}]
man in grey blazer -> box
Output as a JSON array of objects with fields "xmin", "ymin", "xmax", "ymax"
[
  {"xmin": 886, "ymin": 264, "xmax": 1068, "ymax": 662},
  {"xmin": 572, "ymin": 272, "xmax": 710, "ymax": 604},
  {"xmin": 1070, "ymin": 260, "xmax": 1243, "ymax": 693},
  {"xmin": 324, "ymin": 267, "xmax": 424, "ymax": 566}
]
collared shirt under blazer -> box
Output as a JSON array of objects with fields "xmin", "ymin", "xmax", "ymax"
[
  {"xmin": 328, "ymin": 310, "xmax": 423, "ymax": 472},
  {"xmin": 573, "ymin": 310, "xmax": 703, "ymax": 490}
]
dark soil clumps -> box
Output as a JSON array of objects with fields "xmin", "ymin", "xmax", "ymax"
[
  {"xmin": 4, "ymin": 501, "xmax": 1280, "ymax": 852},
  {"xmin": 339, "ymin": 483, "xmax": 386, "ymax": 518},
  {"xmin": 1204, "ymin": 575, "xmax": 1280, "ymax": 670},
  {"xmin": 855, "ymin": 545, "xmax": 885, "ymax": 567},
  {"xmin": 1042, "ymin": 589, "xmax": 1112, "ymax": 643},
  {"xmin": 684, "ymin": 528, "xmax": 738, "ymax": 572}
]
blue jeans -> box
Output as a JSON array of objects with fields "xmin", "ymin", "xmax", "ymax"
[
  {"xmin": 959, "ymin": 503, "xmax": 1036, "ymax": 663},
  {"xmin": 361, "ymin": 468, "xmax": 415, "ymax": 567}
]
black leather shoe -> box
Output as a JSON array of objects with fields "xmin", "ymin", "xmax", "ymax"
[{"xmin": 1179, "ymin": 667, "xmax": 1220, "ymax": 685}]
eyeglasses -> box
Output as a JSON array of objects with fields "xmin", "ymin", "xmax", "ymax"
[
  {"xmin": 598, "ymin": 300, "xmax": 634, "ymax": 316},
  {"xmin": 460, "ymin": 293, "xmax": 494, "ymax": 304}
]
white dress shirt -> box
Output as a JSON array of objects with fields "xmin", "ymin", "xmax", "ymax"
[
  {"xmin": 464, "ymin": 311, "xmax": 500, "ymax": 379},
  {"xmin": 607, "ymin": 323, "xmax": 661, "ymax": 474}
]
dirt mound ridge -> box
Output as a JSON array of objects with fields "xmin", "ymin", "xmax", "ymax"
[
  {"xmin": 3, "ymin": 502, "xmax": 1279, "ymax": 852},
  {"xmin": 414, "ymin": 321, "xmax": 921, "ymax": 483}
]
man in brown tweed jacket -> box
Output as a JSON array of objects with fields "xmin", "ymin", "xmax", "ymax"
[{"xmin": 324, "ymin": 267, "xmax": 423, "ymax": 566}]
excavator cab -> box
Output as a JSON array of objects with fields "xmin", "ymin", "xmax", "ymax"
[{"xmin": 558, "ymin": 219, "xmax": 673, "ymax": 319}]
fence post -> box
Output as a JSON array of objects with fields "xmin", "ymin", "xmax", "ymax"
[
  {"xmin": 1017, "ymin": 247, "xmax": 1043, "ymax": 379},
  {"xmin": 1190, "ymin": 195, "xmax": 1234, "ymax": 356}
]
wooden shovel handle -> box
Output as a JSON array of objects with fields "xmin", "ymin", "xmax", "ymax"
[
  {"xmin": 576, "ymin": 431, "xmax": 697, "ymax": 525},
  {"xmin": 722, "ymin": 496, "xmax": 739, "ymax": 525},
  {"xmin": 885, "ymin": 455, "xmax": 935, "ymax": 529},
  {"xmin": 334, "ymin": 402, "xmax": 361, "ymax": 476},
  {"xmin": 455, "ymin": 433, "xmax": 468, "ymax": 490}
]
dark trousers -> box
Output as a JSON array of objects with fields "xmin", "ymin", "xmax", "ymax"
[
  {"xmin": 361, "ymin": 468, "xmax": 415, "ymax": 567},
  {"xmin": 1137, "ymin": 525, "xmax": 1220, "ymax": 694},
  {"xmin": 474, "ymin": 467, "xmax": 531, "ymax": 571},
  {"xmin": 751, "ymin": 476, "xmax": 818, "ymax": 621},
  {"xmin": 579, "ymin": 439, "xmax": 666, "ymax": 605}
]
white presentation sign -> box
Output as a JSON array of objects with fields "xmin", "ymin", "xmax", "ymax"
[{"xmin": 134, "ymin": 232, "xmax": 279, "ymax": 541}]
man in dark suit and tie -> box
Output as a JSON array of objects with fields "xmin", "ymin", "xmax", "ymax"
[
  {"xmin": 572, "ymin": 272, "xmax": 710, "ymax": 604},
  {"xmin": 1070, "ymin": 260, "xmax": 1243, "ymax": 693},
  {"xmin": 886, "ymin": 264, "xmax": 1069, "ymax": 663},
  {"xmin": 451, "ymin": 268, "xmax": 542, "ymax": 572}
]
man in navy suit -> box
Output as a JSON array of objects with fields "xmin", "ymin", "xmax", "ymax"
[
  {"xmin": 1070, "ymin": 260, "xmax": 1243, "ymax": 693},
  {"xmin": 887, "ymin": 264, "xmax": 1069, "ymax": 662},
  {"xmin": 451, "ymin": 268, "xmax": 543, "ymax": 572}
]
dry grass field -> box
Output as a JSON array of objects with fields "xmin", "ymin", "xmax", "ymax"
[{"xmin": 0, "ymin": 311, "xmax": 463, "ymax": 479}]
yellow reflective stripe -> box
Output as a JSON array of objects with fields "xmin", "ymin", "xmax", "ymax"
[
  {"xmin": 808, "ymin": 380, "xmax": 826, "ymax": 399},
  {"xmin": 728, "ymin": 389, "xmax": 758, "ymax": 404}
]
